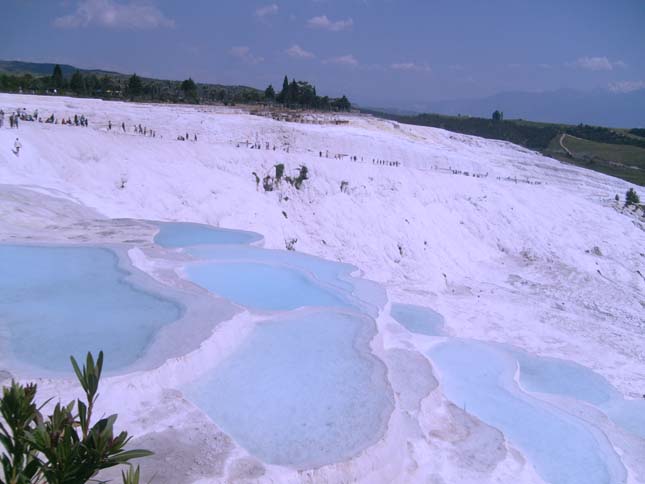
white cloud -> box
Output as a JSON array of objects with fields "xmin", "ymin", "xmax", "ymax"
[
  {"xmin": 229, "ymin": 46, "xmax": 264, "ymax": 64},
  {"xmin": 324, "ymin": 54, "xmax": 358, "ymax": 66},
  {"xmin": 307, "ymin": 15, "xmax": 353, "ymax": 31},
  {"xmin": 390, "ymin": 62, "xmax": 431, "ymax": 73},
  {"xmin": 569, "ymin": 56, "xmax": 625, "ymax": 71},
  {"xmin": 608, "ymin": 80, "xmax": 645, "ymax": 93},
  {"xmin": 53, "ymin": 0, "xmax": 174, "ymax": 29},
  {"xmin": 286, "ymin": 44, "xmax": 315, "ymax": 59},
  {"xmin": 255, "ymin": 4, "xmax": 278, "ymax": 17}
]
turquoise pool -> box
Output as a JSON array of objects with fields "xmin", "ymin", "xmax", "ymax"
[
  {"xmin": 428, "ymin": 340, "xmax": 627, "ymax": 484},
  {"xmin": 184, "ymin": 310, "xmax": 393, "ymax": 468},
  {"xmin": 0, "ymin": 244, "xmax": 182, "ymax": 372},
  {"xmin": 154, "ymin": 222, "xmax": 262, "ymax": 247},
  {"xmin": 390, "ymin": 303, "xmax": 444, "ymax": 336}
]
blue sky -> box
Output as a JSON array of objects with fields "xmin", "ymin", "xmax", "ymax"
[{"xmin": 2, "ymin": 0, "xmax": 644, "ymax": 107}]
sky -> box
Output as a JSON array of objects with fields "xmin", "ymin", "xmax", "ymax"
[{"xmin": 2, "ymin": 0, "xmax": 645, "ymax": 108}]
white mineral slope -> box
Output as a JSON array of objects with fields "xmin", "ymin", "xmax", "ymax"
[{"xmin": 0, "ymin": 93, "xmax": 643, "ymax": 483}]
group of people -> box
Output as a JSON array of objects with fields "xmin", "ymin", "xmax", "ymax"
[
  {"xmin": 247, "ymin": 141, "xmax": 275, "ymax": 150},
  {"xmin": 372, "ymin": 159, "xmax": 400, "ymax": 167},
  {"xmin": 233, "ymin": 141, "xmax": 402, "ymax": 165},
  {"xmin": 0, "ymin": 109, "xmax": 26, "ymax": 129},
  {"xmin": 0, "ymin": 110, "xmax": 23, "ymax": 156},
  {"xmin": 132, "ymin": 123, "xmax": 156, "ymax": 137},
  {"xmin": 177, "ymin": 133, "xmax": 197, "ymax": 141},
  {"xmin": 236, "ymin": 140, "xmax": 285, "ymax": 152},
  {"xmin": 0, "ymin": 108, "xmax": 90, "ymax": 127},
  {"xmin": 60, "ymin": 114, "xmax": 89, "ymax": 127},
  {"xmin": 313, "ymin": 150, "xmax": 400, "ymax": 166},
  {"xmin": 496, "ymin": 175, "xmax": 541, "ymax": 185},
  {"xmin": 106, "ymin": 121, "xmax": 157, "ymax": 138}
]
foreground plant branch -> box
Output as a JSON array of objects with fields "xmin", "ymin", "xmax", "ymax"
[{"xmin": 0, "ymin": 352, "xmax": 152, "ymax": 484}]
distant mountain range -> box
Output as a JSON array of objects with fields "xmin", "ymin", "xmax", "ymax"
[
  {"xmin": 0, "ymin": 60, "xmax": 122, "ymax": 79},
  {"xmin": 0, "ymin": 59, "xmax": 261, "ymax": 98},
  {"xmin": 401, "ymin": 88, "xmax": 645, "ymax": 129}
]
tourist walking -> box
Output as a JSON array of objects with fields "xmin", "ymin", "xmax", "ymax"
[{"xmin": 13, "ymin": 138, "xmax": 22, "ymax": 156}]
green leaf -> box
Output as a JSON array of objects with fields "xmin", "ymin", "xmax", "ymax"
[
  {"xmin": 113, "ymin": 449, "xmax": 154, "ymax": 462},
  {"xmin": 70, "ymin": 355, "xmax": 84, "ymax": 386}
]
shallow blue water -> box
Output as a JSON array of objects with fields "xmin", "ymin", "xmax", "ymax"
[
  {"xmin": 606, "ymin": 399, "xmax": 645, "ymax": 440},
  {"xmin": 154, "ymin": 222, "xmax": 262, "ymax": 248},
  {"xmin": 189, "ymin": 245, "xmax": 356, "ymax": 293},
  {"xmin": 509, "ymin": 347, "xmax": 616, "ymax": 405},
  {"xmin": 506, "ymin": 346, "xmax": 645, "ymax": 439},
  {"xmin": 0, "ymin": 245, "xmax": 181, "ymax": 372},
  {"xmin": 185, "ymin": 261, "xmax": 351, "ymax": 311},
  {"xmin": 178, "ymin": 233, "xmax": 393, "ymax": 467},
  {"xmin": 390, "ymin": 303, "xmax": 444, "ymax": 336},
  {"xmin": 183, "ymin": 311, "xmax": 392, "ymax": 468},
  {"xmin": 5, "ymin": 218, "xmax": 638, "ymax": 476},
  {"xmin": 428, "ymin": 340, "xmax": 626, "ymax": 484},
  {"xmin": 186, "ymin": 245, "xmax": 385, "ymax": 314}
]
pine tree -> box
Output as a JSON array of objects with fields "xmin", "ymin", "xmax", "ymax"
[
  {"xmin": 332, "ymin": 95, "xmax": 351, "ymax": 112},
  {"xmin": 180, "ymin": 77, "xmax": 198, "ymax": 102},
  {"xmin": 264, "ymin": 84, "xmax": 275, "ymax": 100},
  {"xmin": 51, "ymin": 64, "xmax": 63, "ymax": 89},
  {"xmin": 127, "ymin": 74, "xmax": 143, "ymax": 98},
  {"xmin": 100, "ymin": 75, "xmax": 114, "ymax": 94},
  {"xmin": 288, "ymin": 79, "xmax": 298, "ymax": 106},
  {"xmin": 277, "ymin": 75, "xmax": 289, "ymax": 103},
  {"xmin": 70, "ymin": 70, "xmax": 85, "ymax": 94}
]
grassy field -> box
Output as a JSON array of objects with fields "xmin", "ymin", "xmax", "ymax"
[
  {"xmin": 366, "ymin": 109, "xmax": 645, "ymax": 186},
  {"xmin": 544, "ymin": 135, "xmax": 645, "ymax": 185}
]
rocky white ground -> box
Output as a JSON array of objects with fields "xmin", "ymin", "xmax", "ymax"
[{"xmin": 0, "ymin": 93, "xmax": 643, "ymax": 483}]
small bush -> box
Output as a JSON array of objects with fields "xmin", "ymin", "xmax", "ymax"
[
  {"xmin": 274, "ymin": 164, "xmax": 285, "ymax": 183},
  {"xmin": 625, "ymin": 188, "xmax": 640, "ymax": 206},
  {"xmin": 0, "ymin": 352, "xmax": 151, "ymax": 484},
  {"xmin": 294, "ymin": 165, "xmax": 308, "ymax": 190},
  {"xmin": 285, "ymin": 238, "xmax": 297, "ymax": 251},
  {"xmin": 262, "ymin": 175, "xmax": 274, "ymax": 192},
  {"xmin": 283, "ymin": 165, "xmax": 309, "ymax": 190}
]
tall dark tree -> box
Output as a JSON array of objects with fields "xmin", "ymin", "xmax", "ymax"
[
  {"xmin": 51, "ymin": 64, "xmax": 63, "ymax": 89},
  {"xmin": 492, "ymin": 110, "xmax": 504, "ymax": 121},
  {"xmin": 287, "ymin": 79, "xmax": 299, "ymax": 106},
  {"xmin": 333, "ymin": 95, "xmax": 351, "ymax": 112},
  {"xmin": 264, "ymin": 84, "xmax": 275, "ymax": 100},
  {"xmin": 277, "ymin": 75, "xmax": 289, "ymax": 103},
  {"xmin": 127, "ymin": 73, "xmax": 143, "ymax": 98},
  {"xmin": 180, "ymin": 77, "xmax": 198, "ymax": 101},
  {"xmin": 85, "ymin": 74, "xmax": 99, "ymax": 95},
  {"xmin": 270, "ymin": 75, "xmax": 350, "ymax": 111},
  {"xmin": 100, "ymin": 75, "xmax": 114, "ymax": 94},
  {"xmin": 70, "ymin": 70, "xmax": 86, "ymax": 94}
]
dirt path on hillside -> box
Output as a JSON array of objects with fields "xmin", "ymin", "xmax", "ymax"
[{"xmin": 559, "ymin": 133, "xmax": 573, "ymax": 158}]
